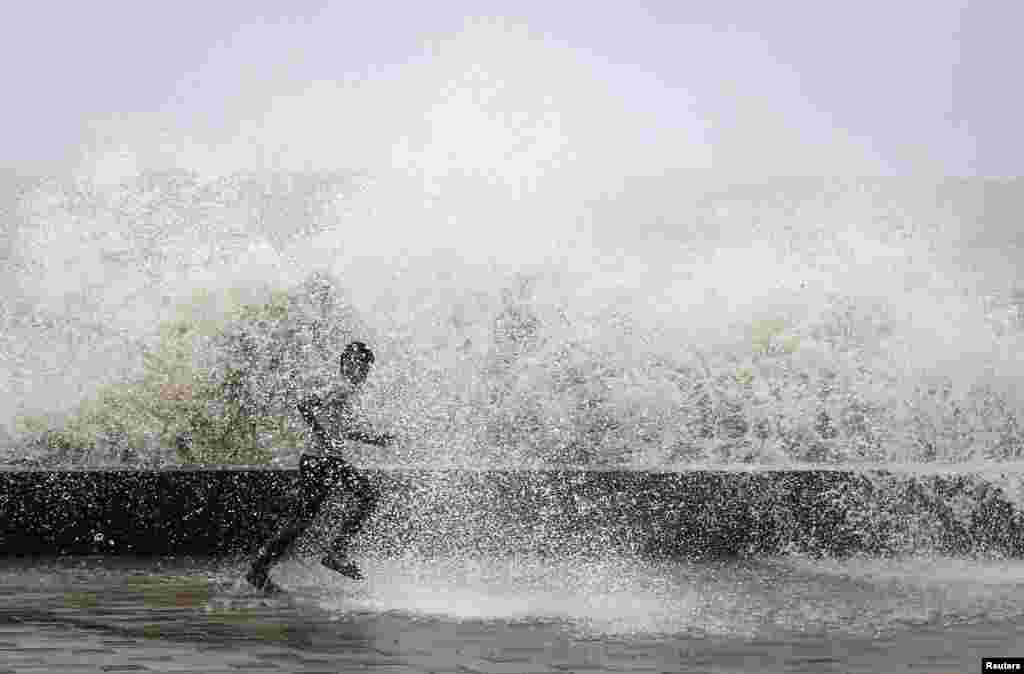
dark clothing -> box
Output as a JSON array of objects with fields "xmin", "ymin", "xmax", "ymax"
[
  {"xmin": 250, "ymin": 455, "xmax": 379, "ymax": 567},
  {"xmin": 298, "ymin": 454, "xmax": 361, "ymax": 517},
  {"xmin": 298, "ymin": 454, "xmax": 379, "ymax": 539},
  {"xmin": 248, "ymin": 395, "xmax": 381, "ymax": 578}
]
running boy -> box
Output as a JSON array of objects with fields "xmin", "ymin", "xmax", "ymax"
[{"xmin": 246, "ymin": 341, "xmax": 393, "ymax": 594}]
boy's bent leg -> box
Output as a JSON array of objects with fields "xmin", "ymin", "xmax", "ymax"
[
  {"xmin": 247, "ymin": 454, "xmax": 334, "ymax": 592},
  {"xmin": 322, "ymin": 478, "xmax": 380, "ymax": 580},
  {"xmin": 247, "ymin": 518, "xmax": 310, "ymax": 592}
]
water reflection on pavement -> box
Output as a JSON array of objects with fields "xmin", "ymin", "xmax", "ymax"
[{"xmin": 2, "ymin": 553, "xmax": 1024, "ymax": 672}]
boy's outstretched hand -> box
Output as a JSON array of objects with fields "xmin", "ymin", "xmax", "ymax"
[{"xmin": 341, "ymin": 430, "xmax": 396, "ymax": 447}]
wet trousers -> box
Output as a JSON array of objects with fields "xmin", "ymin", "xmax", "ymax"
[{"xmin": 250, "ymin": 455, "xmax": 379, "ymax": 573}]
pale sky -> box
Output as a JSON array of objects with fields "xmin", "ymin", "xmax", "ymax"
[{"xmin": 2, "ymin": 1, "xmax": 1019, "ymax": 176}]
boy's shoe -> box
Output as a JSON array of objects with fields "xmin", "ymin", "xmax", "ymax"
[
  {"xmin": 321, "ymin": 554, "xmax": 364, "ymax": 580},
  {"xmin": 246, "ymin": 566, "xmax": 285, "ymax": 595}
]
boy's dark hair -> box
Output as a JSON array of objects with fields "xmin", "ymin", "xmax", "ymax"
[{"xmin": 340, "ymin": 341, "xmax": 375, "ymax": 368}]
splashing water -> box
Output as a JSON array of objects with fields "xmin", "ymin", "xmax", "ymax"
[
  {"xmin": 279, "ymin": 554, "xmax": 691, "ymax": 635},
  {"xmin": 3, "ymin": 14, "xmax": 1024, "ymax": 674},
  {"xmin": 1, "ymin": 16, "xmax": 1022, "ymax": 468},
  {"xmin": 255, "ymin": 550, "xmax": 1024, "ymax": 642}
]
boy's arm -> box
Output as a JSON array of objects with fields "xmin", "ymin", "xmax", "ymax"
[
  {"xmin": 298, "ymin": 394, "xmax": 393, "ymax": 448},
  {"xmin": 343, "ymin": 428, "xmax": 394, "ymax": 447}
]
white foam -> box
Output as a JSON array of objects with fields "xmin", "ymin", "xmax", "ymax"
[
  {"xmin": 269, "ymin": 549, "xmax": 1024, "ymax": 639},
  {"xmin": 5, "ymin": 17, "xmax": 1022, "ymax": 467},
  {"xmin": 276, "ymin": 553, "xmax": 708, "ymax": 636}
]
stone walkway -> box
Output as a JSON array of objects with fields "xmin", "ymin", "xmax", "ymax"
[
  {"xmin": 10, "ymin": 554, "xmax": 1012, "ymax": 673},
  {"xmin": 0, "ymin": 590, "xmax": 668, "ymax": 674},
  {"xmin": 0, "ymin": 554, "xmax": 678, "ymax": 674},
  {"xmin": 0, "ymin": 616, "xmax": 591, "ymax": 674},
  {"xmin": 1, "ymin": 617, "xmax": 349, "ymax": 674}
]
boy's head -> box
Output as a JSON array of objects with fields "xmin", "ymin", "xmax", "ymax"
[{"xmin": 339, "ymin": 341, "xmax": 375, "ymax": 386}]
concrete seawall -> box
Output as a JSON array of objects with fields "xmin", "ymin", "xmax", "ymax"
[{"xmin": 2, "ymin": 466, "xmax": 1023, "ymax": 559}]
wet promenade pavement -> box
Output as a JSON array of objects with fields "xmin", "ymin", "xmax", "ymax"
[
  {"xmin": 0, "ymin": 556, "xmax": 690, "ymax": 674},
  {"xmin": 1, "ymin": 600, "xmax": 633, "ymax": 674},
  {"xmin": 1, "ymin": 615, "xmax": 599, "ymax": 674},
  {"xmin": 3, "ymin": 554, "xmax": 1024, "ymax": 673}
]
